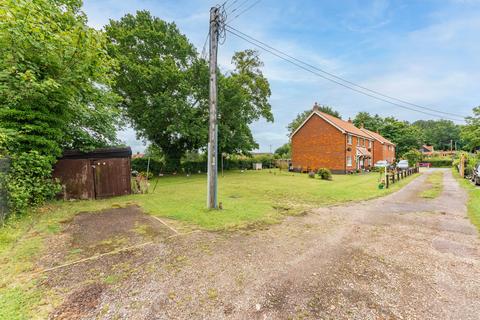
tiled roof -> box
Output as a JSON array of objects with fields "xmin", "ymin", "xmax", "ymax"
[
  {"xmin": 313, "ymin": 111, "xmax": 371, "ymax": 138},
  {"xmin": 360, "ymin": 128, "xmax": 395, "ymax": 145}
]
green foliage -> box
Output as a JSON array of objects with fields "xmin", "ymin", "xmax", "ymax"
[
  {"xmin": 106, "ymin": 12, "xmax": 272, "ymax": 169},
  {"xmin": 217, "ymin": 50, "xmax": 273, "ymax": 155},
  {"xmin": 422, "ymin": 158, "xmax": 453, "ymax": 168},
  {"xmin": 413, "ymin": 119, "xmax": 461, "ymax": 151},
  {"xmin": 352, "ymin": 112, "xmax": 384, "ymax": 132},
  {"xmin": 274, "ymin": 143, "xmax": 291, "ymax": 158},
  {"xmin": 380, "ymin": 117, "xmax": 423, "ymax": 156},
  {"xmin": 0, "ymin": 0, "xmax": 121, "ymax": 156},
  {"xmin": 402, "ymin": 149, "xmax": 423, "ymax": 167},
  {"xmin": 5, "ymin": 151, "xmax": 60, "ymax": 214},
  {"xmin": 287, "ymin": 105, "xmax": 341, "ymax": 136},
  {"xmin": 461, "ymin": 106, "xmax": 480, "ymax": 152},
  {"xmin": 317, "ymin": 168, "xmax": 332, "ymax": 180},
  {"xmin": 131, "ymin": 153, "xmax": 276, "ymax": 174}
]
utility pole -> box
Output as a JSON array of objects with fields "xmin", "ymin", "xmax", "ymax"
[{"xmin": 207, "ymin": 7, "xmax": 219, "ymax": 209}]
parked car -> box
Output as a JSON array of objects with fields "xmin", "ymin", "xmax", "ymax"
[
  {"xmin": 374, "ymin": 160, "xmax": 389, "ymax": 168},
  {"xmin": 472, "ymin": 163, "xmax": 480, "ymax": 186},
  {"xmin": 396, "ymin": 160, "xmax": 409, "ymax": 170}
]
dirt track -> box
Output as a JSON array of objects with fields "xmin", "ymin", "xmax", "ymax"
[{"xmin": 45, "ymin": 169, "xmax": 480, "ymax": 319}]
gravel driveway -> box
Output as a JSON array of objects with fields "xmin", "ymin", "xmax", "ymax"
[{"xmin": 48, "ymin": 169, "xmax": 480, "ymax": 320}]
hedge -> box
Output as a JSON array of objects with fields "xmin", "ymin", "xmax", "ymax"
[
  {"xmin": 423, "ymin": 159, "xmax": 453, "ymax": 167},
  {"xmin": 131, "ymin": 155, "xmax": 276, "ymax": 174}
]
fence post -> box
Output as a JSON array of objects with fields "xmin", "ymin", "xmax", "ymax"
[{"xmin": 386, "ymin": 173, "xmax": 389, "ymax": 188}]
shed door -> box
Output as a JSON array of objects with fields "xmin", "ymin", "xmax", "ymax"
[{"xmin": 92, "ymin": 158, "xmax": 131, "ymax": 199}]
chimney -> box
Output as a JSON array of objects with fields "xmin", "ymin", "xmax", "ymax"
[
  {"xmin": 348, "ymin": 117, "xmax": 352, "ymax": 123},
  {"xmin": 312, "ymin": 102, "xmax": 320, "ymax": 112},
  {"xmin": 360, "ymin": 123, "xmax": 364, "ymax": 129}
]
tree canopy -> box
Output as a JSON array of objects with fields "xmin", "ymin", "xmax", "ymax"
[
  {"xmin": 0, "ymin": 0, "xmax": 121, "ymax": 157},
  {"xmin": 287, "ymin": 105, "xmax": 341, "ymax": 136},
  {"xmin": 461, "ymin": 106, "xmax": 480, "ymax": 152},
  {"xmin": 413, "ymin": 119, "xmax": 461, "ymax": 151},
  {"xmin": 106, "ymin": 12, "xmax": 272, "ymax": 167}
]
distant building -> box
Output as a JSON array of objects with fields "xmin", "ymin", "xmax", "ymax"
[
  {"xmin": 132, "ymin": 151, "xmax": 145, "ymax": 159},
  {"xmin": 291, "ymin": 103, "xmax": 394, "ymax": 173},
  {"xmin": 420, "ymin": 145, "xmax": 456, "ymax": 157}
]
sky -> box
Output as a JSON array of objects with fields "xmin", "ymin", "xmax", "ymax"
[{"xmin": 82, "ymin": 0, "xmax": 480, "ymax": 153}]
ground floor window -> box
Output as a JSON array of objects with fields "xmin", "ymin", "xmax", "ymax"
[{"xmin": 346, "ymin": 155, "xmax": 352, "ymax": 166}]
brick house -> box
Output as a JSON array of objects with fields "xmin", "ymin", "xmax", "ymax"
[
  {"xmin": 360, "ymin": 127, "xmax": 396, "ymax": 164},
  {"xmin": 291, "ymin": 103, "xmax": 395, "ymax": 173}
]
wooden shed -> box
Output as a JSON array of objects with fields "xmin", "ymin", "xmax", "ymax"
[{"xmin": 53, "ymin": 147, "xmax": 132, "ymax": 200}]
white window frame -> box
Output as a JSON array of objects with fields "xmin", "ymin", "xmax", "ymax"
[
  {"xmin": 346, "ymin": 155, "xmax": 352, "ymax": 167},
  {"xmin": 369, "ymin": 140, "xmax": 372, "ymax": 148},
  {"xmin": 347, "ymin": 134, "xmax": 352, "ymax": 145}
]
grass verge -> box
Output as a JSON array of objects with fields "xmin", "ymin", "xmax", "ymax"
[
  {"xmin": 0, "ymin": 169, "xmax": 419, "ymax": 319},
  {"xmin": 420, "ymin": 171, "xmax": 444, "ymax": 199},
  {"xmin": 452, "ymin": 168, "xmax": 480, "ymax": 232}
]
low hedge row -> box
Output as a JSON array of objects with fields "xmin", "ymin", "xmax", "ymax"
[
  {"xmin": 132, "ymin": 156, "xmax": 276, "ymax": 174},
  {"xmin": 422, "ymin": 159, "xmax": 453, "ymax": 167}
]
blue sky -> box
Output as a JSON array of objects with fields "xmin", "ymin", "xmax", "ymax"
[{"xmin": 83, "ymin": 0, "xmax": 480, "ymax": 153}]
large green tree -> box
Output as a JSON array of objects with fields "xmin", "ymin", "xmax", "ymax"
[
  {"xmin": 106, "ymin": 12, "xmax": 273, "ymax": 167},
  {"xmin": 0, "ymin": 0, "xmax": 121, "ymax": 156},
  {"xmin": 461, "ymin": 106, "xmax": 480, "ymax": 152},
  {"xmin": 352, "ymin": 112, "xmax": 385, "ymax": 132},
  {"xmin": 217, "ymin": 50, "xmax": 273, "ymax": 155},
  {"xmin": 379, "ymin": 117, "xmax": 423, "ymax": 156},
  {"xmin": 287, "ymin": 105, "xmax": 341, "ymax": 136},
  {"xmin": 413, "ymin": 119, "xmax": 461, "ymax": 150}
]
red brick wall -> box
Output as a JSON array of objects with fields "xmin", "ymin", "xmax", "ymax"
[
  {"xmin": 385, "ymin": 144, "xmax": 395, "ymax": 163},
  {"xmin": 291, "ymin": 114, "xmax": 346, "ymax": 172},
  {"xmin": 372, "ymin": 140, "xmax": 385, "ymax": 164}
]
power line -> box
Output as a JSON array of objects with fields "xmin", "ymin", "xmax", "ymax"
[
  {"xmin": 227, "ymin": 0, "xmax": 262, "ymax": 23},
  {"xmin": 227, "ymin": 0, "xmax": 250, "ymax": 15},
  {"xmin": 225, "ymin": 27, "xmax": 465, "ymax": 123},
  {"xmin": 225, "ymin": 25, "xmax": 467, "ymax": 120}
]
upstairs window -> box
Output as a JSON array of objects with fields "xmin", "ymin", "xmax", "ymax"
[
  {"xmin": 369, "ymin": 140, "xmax": 372, "ymax": 148},
  {"xmin": 347, "ymin": 134, "xmax": 352, "ymax": 145}
]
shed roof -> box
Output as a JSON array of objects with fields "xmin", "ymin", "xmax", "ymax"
[{"xmin": 60, "ymin": 147, "xmax": 132, "ymax": 160}]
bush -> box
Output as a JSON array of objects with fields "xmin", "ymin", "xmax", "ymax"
[
  {"xmin": 403, "ymin": 149, "xmax": 422, "ymax": 167},
  {"xmin": 4, "ymin": 151, "xmax": 60, "ymax": 215},
  {"xmin": 423, "ymin": 159, "xmax": 453, "ymax": 168},
  {"xmin": 317, "ymin": 168, "xmax": 332, "ymax": 180},
  {"xmin": 308, "ymin": 171, "xmax": 316, "ymax": 178}
]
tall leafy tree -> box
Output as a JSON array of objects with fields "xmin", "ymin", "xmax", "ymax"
[
  {"xmin": 352, "ymin": 112, "xmax": 385, "ymax": 132},
  {"xmin": 413, "ymin": 119, "xmax": 461, "ymax": 150},
  {"xmin": 106, "ymin": 12, "xmax": 273, "ymax": 167},
  {"xmin": 287, "ymin": 105, "xmax": 341, "ymax": 136},
  {"xmin": 380, "ymin": 117, "xmax": 423, "ymax": 156},
  {"xmin": 218, "ymin": 50, "xmax": 273, "ymax": 154},
  {"xmin": 106, "ymin": 11, "xmax": 208, "ymax": 168},
  {"xmin": 0, "ymin": 0, "xmax": 121, "ymax": 156},
  {"xmin": 461, "ymin": 106, "xmax": 480, "ymax": 152}
]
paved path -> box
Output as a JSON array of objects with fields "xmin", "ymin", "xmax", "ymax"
[{"xmin": 51, "ymin": 169, "xmax": 480, "ymax": 320}]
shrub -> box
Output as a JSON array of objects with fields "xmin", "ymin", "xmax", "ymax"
[
  {"xmin": 4, "ymin": 151, "xmax": 61, "ymax": 215},
  {"xmin": 423, "ymin": 159, "xmax": 453, "ymax": 168},
  {"xmin": 317, "ymin": 168, "xmax": 332, "ymax": 180},
  {"xmin": 402, "ymin": 149, "xmax": 422, "ymax": 167},
  {"xmin": 308, "ymin": 171, "xmax": 316, "ymax": 178}
]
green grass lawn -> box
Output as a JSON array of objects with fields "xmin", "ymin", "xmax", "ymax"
[
  {"xmin": 453, "ymin": 169, "xmax": 480, "ymax": 232},
  {"xmin": 420, "ymin": 171, "xmax": 444, "ymax": 199},
  {"xmin": 0, "ymin": 169, "xmax": 419, "ymax": 320}
]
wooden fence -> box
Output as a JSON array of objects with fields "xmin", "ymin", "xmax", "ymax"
[{"xmin": 385, "ymin": 167, "xmax": 419, "ymax": 189}]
